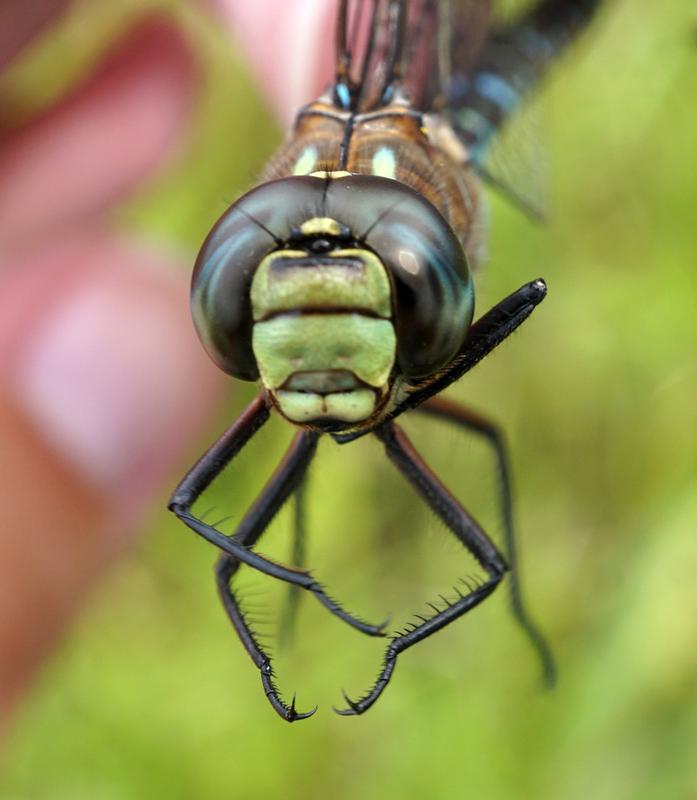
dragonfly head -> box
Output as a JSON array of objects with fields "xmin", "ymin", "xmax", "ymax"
[{"xmin": 191, "ymin": 175, "xmax": 474, "ymax": 431}]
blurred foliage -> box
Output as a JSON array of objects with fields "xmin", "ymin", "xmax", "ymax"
[{"xmin": 1, "ymin": 1, "xmax": 696, "ymax": 799}]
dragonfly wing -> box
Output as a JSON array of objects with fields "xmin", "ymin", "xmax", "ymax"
[
  {"xmin": 444, "ymin": 0, "xmax": 603, "ymax": 218},
  {"xmin": 446, "ymin": 0, "xmax": 603, "ymax": 160}
]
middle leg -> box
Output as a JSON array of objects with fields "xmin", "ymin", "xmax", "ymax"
[
  {"xmin": 417, "ymin": 396, "xmax": 556, "ymax": 686},
  {"xmin": 335, "ymin": 422, "xmax": 507, "ymax": 715}
]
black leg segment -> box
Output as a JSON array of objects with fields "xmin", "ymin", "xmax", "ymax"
[
  {"xmin": 214, "ymin": 430, "xmax": 321, "ymax": 722},
  {"xmin": 417, "ymin": 397, "xmax": 556, "ymax": 687},
  {"xmin": 170, "ymin": 400, "xmax": 389, "ymax": 721},
  {"xmin": 335, "ymin": 422, "xmax": 507, "ymax": 715},
  {"xmin": 169, "ymin": 398, "xmax": 387, "ymax": 641},
  {"xmin": 279, "ymin": 477, "xmax": 308, "ymax": 648},
  {"xmin": 333, "ymin": 278, "xmax": 547, "ymax": 443}
]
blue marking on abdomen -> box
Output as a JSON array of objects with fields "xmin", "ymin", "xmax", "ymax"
[
  {"xmin": 473, "ymin": 72, "xmax": 521, "ymax": 115},
  {"xmin": 334, "ymin": 83, "xmax": 352, "ymax": 110}
]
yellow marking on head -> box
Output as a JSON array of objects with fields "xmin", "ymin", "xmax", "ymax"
[{"xmin": 298, "ymin": 217, "xmax": 342, "ymax": 237}]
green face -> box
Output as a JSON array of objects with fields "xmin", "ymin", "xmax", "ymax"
[{"xmin": 250, "ymin": 227, "xmax": 396, "ymax": 426}]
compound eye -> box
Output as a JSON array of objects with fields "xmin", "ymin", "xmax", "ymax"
[
  {"xmin": 324, "ymin": 176, "xmax": 474, "ymax": 379},
  {"xmin": 191, "ymin": 177, "xmax": 328, "ymax": 380}
]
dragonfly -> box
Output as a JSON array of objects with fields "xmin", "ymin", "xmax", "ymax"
[{"xmin": 170, "ymin": 0, "xmax": 602, "ymax": 721}]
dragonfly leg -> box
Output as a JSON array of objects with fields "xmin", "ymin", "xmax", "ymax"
[
  {"xmin": 215, "ymin": 554, "xmax": 318, "ymax": 722},
  {"xmin": 335, "ymin": 422, "xmax": 506, "ymax": 716},
  {"xmin": 170, "ymin": 405, "xmax": 387, "ymax": 641},
  {"xmin": 213, "ymin": 430, "xmax": 317, "ymax": 721},
  {"xmin": 417, "ymin": 396, "xmax": 556, "ymax": 686},
  {"xmin": 333, "ymin": 278, "xmax": 548, "ymax": 442},
  {"xmin": 400, "ymin": 278, "xmax": 548, "ymax": 412},
  {"xmin": 278, "ymin": 477, "xmax": 308, "ymax": 648},
  {"xmin": 212, "ymin": 431, "xmax": 321, "ymax": 721}
]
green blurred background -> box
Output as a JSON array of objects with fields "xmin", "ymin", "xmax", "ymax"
[{"xmin": 2, "ymin": 1, "xmax": 696, "ymax": 798}]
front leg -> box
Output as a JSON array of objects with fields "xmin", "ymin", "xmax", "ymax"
[
  {"xmin": 213, "ymin": 430, "xmax": 320, "ymax": 722},
  {"xmin": 333, "ymin": 278, "xmax": 547, "ymax": 443},
  {"xmin": 169, "ymin": 396, "xmax": 387, "ymax": 639},
  {"xmin": 335, "ymin": 422, "xmax": 506, "ymax": 716}
]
